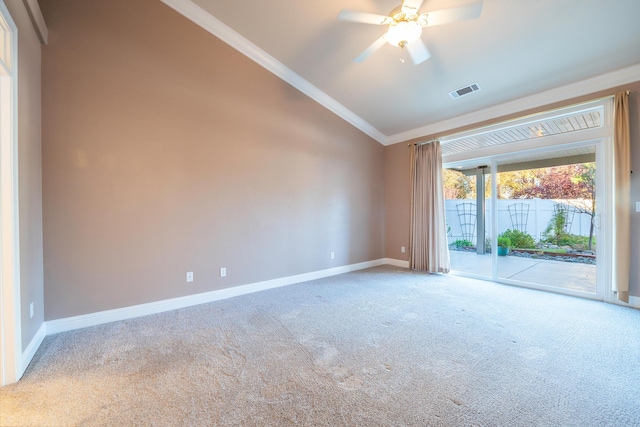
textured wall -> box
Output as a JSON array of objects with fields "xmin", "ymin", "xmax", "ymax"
[
  {"xmin": 40, "ymin": 0, "xmax": 384, "ymax": 320},
  {"xmin": 5, "ymin": 0, "xmax": 44, "ymax": 351},
  {"xmin": 385, "ymin": 83, "xmax": 640, "ymax": 298}
]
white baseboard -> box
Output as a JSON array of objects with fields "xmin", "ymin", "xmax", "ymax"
[
  {"xmin": 20, "ymin": 322, "xmax": 46, "ymax": 377},
  {"xmin": 628, "ymin": 296, "xmax": 640, "ymax": 309},
  {"xmin": 384, "ymin": 258, "xmax": 410, "ymax": 268},
  {"xmin": 46, "ymin": 258, "xmax": 389, "ymax": 335}
]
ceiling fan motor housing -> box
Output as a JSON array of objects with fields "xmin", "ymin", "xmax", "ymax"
[{"xmin": 385, "ymin": 20, "xmax": 423, "ymax": 46}]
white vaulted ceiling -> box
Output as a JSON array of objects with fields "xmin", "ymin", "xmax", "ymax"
[{"xmin": 162, "ymin": 0, "xmax": 640, "ymax": 144}]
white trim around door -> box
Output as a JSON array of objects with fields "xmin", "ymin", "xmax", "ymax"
[{"xmin": 0, "ymin": 0, "xmax": 21, "ymax": 386}]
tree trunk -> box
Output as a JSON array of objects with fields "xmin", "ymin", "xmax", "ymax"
[{"xmin": 587, "ymin": 202, "xmax": 596, "ymax": 251}]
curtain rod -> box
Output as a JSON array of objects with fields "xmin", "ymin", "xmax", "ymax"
[{"xmin": 407, "ymin": 139, "xmax": 439, "ymax": 147}]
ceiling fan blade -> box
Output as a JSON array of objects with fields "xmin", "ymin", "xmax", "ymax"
[
  {"xmin": 405, "ymin": 39, "xmax": 431, "ymax": 64},
  {"xmin": 401, "ymin": 0, "xmax": 424, "ymax": 16},
  {"xmin": 354, "ymin": 36, "xmax": 387, "ymax": 63},
  {"xmin": 338, "ymin": 10, "xmax": 392, "ymax": 25},
  {"xmin": 421, "ymin": 1, "xmax": 483, "ymax": 27}
]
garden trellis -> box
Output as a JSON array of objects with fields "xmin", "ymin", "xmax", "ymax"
[
  {"xmin": 508, "ymin": 202, "xmax": 530, "ymax": 232},
  {"xmin": 456, "ymin": 202, "xmax": 476, "ymax": 244}
]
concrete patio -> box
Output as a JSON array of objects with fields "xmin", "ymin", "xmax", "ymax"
[{"xmin": 449, "ymin": 250, "xmax": 597, "ymax": 294}]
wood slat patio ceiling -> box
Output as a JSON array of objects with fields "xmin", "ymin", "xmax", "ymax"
[{"xmin": 441, "ymin": 108, "xmax": 602, "ymax": 157}]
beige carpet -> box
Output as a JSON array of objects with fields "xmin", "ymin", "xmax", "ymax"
[{"xmin": 1, "ymin": 266, "xmax": 639, "ymax": 426}]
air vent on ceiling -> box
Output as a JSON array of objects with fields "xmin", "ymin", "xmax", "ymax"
[{"xmin": 449, "ymin": 83, "xmax": 481, "ymax": 99}]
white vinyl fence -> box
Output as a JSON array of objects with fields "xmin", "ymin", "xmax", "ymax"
[{"xmin": 445, "ymin": 198, "xmax": 594, "ymax": 246}]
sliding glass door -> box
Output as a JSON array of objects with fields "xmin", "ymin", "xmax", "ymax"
[
  {"xmin": 444, "ymin": 141, "xmax": 606, "ymax": 300},
  {"xmin": 494, "ymin": 146, "xmax": 601, "ymax": 297}
]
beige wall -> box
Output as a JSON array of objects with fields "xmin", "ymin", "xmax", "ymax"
[
  {"xmin": 385, "ymin": 82, "xmax": 640, "ymax": 298},
  {"xmin": 384, "ymin": 142, "xmax": 410, "ymax": 263},
  {"xmin": 5, "ymin": 0, "xmax": 45, "ymax": 351},
  {"xmin": 39, "ymin": 0, "xmax": 384, "ymax": 320}
]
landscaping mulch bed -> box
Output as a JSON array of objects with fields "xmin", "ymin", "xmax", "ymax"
[
  {"xmin": 450, "ymin": 247, "xmax": 596, "ymax": 265},
  {"xmin": 510, "ymin": 249, "xmax": 596, "ymax": 265}
]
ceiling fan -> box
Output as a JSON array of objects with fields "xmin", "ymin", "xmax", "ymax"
[{"xmin": 338, "ymin": 0, "xmax": 483, "ymax": 64}]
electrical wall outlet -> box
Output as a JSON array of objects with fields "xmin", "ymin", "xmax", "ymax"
[
  {"xmin": 220, "ymin": 267, "xmax": 227, "ymax": 277},
  {"xmin": 186, "ymin": 272, "xmax": 194, "ymax": 283},
  {"xmin": 636, "ymin": 201, "xmax": 640, "ymax": 212},
  {"xmin": 30, "ymin": 302, "xmax": 34, "ymax": 319},
  {"xmin": 330, "ymin": 251, "xmax": 335, "ymax": 259},
  {"xmin": 401, "ymin": 246, "xmax": 406, "ymax": 253}
]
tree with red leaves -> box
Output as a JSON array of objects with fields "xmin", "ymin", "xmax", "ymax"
[{"xmin": 501, "ymin": 163, "xmax": 596, "ymax": 249}]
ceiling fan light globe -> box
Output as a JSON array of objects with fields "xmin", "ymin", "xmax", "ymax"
[{"xmin": 384, "ymin": 21, "xmax": 423, "ymax": 47}]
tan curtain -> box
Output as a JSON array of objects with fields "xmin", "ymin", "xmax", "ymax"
[
  {"xmin": 409, "ymin": 141, "xmax": 450, "ymax": 273},
  {"xmin": 613, "ymin": 91, "xmax": 631, "ymax": 303}
]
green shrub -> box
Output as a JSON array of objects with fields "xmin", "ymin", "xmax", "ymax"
[
  {"xmin": 543, "ymin": 209, "xmax": 568, "ymax": 246},
  {"xmin": 498, "ymin": 229, "xmax": 536, "ymax": 249},
  {"xmin": 454, "ymin": 239, "xmax": 473, "ymax": 248},
  {"xmin": 497, "ymin": 236, "xmax": 512, "ymax": 248},
  {"xmin": 541, "ymin": 233, "xmax": 596, "ymax": 249}
]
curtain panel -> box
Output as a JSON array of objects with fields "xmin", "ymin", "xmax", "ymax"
[
  {"xmin": 613, "ymin": 91, "xmax": 631, "ymax": 303},
  {"xmin": 409, "ymin": 141, "xmax": 451, "ymax": 273}
]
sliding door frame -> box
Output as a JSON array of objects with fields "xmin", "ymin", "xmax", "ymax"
[{"xmin": 488, "ymin": 139, "xmax": 609, "ymax": 301}]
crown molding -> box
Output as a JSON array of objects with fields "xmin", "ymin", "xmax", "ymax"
[
  {"xmin": 385, "ymin": 62, "xmax": 640, "ymax": 145},
  {"xmin": 21, "ymin": 0, "xmax": 48, "ymax": 44},
  {"xmin": 160, "ymin": 0, "xmax": 387, "ymax": 145}
]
